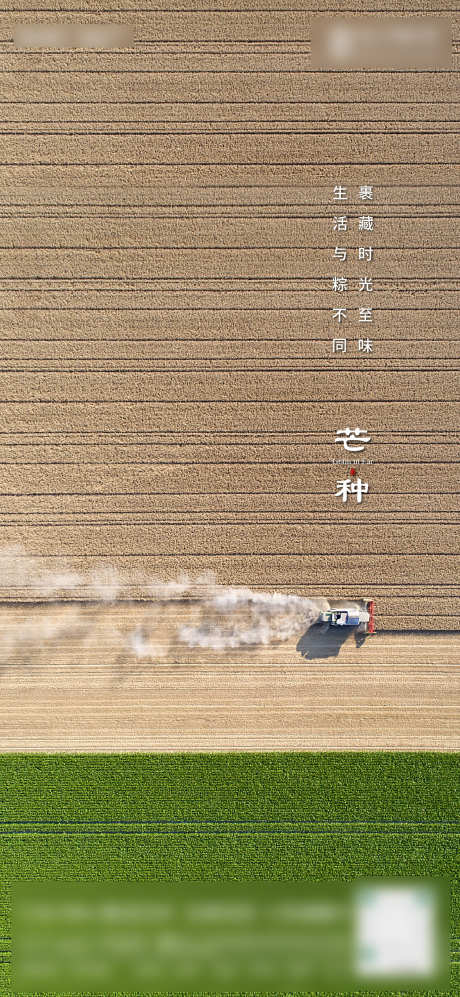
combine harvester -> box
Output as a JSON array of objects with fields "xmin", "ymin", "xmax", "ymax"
[{"xmin": 319, "ymin": 600, "xmax": 376, "ymax": 636}]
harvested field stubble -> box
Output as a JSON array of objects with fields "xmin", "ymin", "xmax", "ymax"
[{"xmin": 0, "ymin": 0, "xmax": 458, "ymax": 754}]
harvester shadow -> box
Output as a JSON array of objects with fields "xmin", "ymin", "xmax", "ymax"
[{"xmin": 297, "ymin": 622, "xmax": 361, "ymax": 660}]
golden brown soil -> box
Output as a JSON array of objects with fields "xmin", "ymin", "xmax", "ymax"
[{"xmin": 0, "ymin": 1, "xmax": 457, "ymax": 751}]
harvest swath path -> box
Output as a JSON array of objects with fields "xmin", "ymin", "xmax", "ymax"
[
  {"xmin": 0, "ymin": 602, "xmax": 458, "ymax": 751},
  {"xmin": 0, "ymin": 753, "xmax": 459, "ymax": 996}
]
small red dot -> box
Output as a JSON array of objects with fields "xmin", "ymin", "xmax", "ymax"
[{"xmin": 350, "ymin": 467, "xmax": 356, "ymax": 476}]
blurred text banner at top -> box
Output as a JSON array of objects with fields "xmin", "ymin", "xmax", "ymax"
[
  {"xmin": 13, "ymin": 24, "xmax": 135, "ymax": 48},
  {"xmin": 311, "ymin": 17, "xmax": 452, "ymax": 70}
]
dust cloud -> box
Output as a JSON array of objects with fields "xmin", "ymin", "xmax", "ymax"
[
  {"xmin": 179, "ymin": 587, "xmax": 324, "ymax": 650},
  {"xmin": 0, "ymin": 546, "xmax": 327, "ymax": 662}
]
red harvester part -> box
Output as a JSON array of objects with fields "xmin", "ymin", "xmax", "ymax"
[{"xmin": 367, "ymin": 600, "xmax": 376, "ymax": 635}]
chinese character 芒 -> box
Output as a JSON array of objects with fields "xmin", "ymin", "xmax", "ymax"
[
  {"xmin": 333, "ymin": 215, "xmax": 348, "ymax": 231},
  {"xmin": 335, "ymin": 476, "xmax": 369, "ymax": 504},
  {"xmin": 332, "ymin": 276, "xmax": 348, "ymax": 292},
  {"xmin": 332, "ymin": 307, "xmax": 347, "ymax": 324},
  {"xmin": 333, "ymin": 185, "xmax": 348, "ymax": 201},
  {"xmin": 358, "ymin": 215, "xmax": 374, "ymax": 231},
  {"xmin": 332, "ymin": 337, "xmax": 347, "ymax": 354},
  {"xmin": 359, "ymin": 276, "xmax": 373, "ymax": 292},
  {"xmin": 359, "ymin": 246, "xmax": 373, "ymax": 262},
  {"xmin": 334, "ymin": 246, "xmax": 347, "ymax": 262},
  {"xmin": 359, "ymin": 307, "xmax": 373, "ymax": 323},
  {"xmin": 335, "ymin": 426, "xmax": 371, "ymax": 452},
  {"xmin": 359, "ymin": 185, "xmax": 373, "ymax": 201},
  {"xmin": 358, "ymin": 337, "xmax": 373, "ymax": 353}
]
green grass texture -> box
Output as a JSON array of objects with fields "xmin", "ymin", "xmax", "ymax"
[{"xmin": 0, "ymin": 752, "xmax": 458, "ymax": 997}]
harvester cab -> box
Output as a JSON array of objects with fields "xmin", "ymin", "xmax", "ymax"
[{"xmin": 319, "ymin": 600, "xmax": 376, "ymax": 635}]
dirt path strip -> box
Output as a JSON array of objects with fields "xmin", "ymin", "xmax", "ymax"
[
  {"xmin": 0, "ymin": 606, "xmax": 458, "ymax": 751},
  {"xmin": 0, "ymin": 660, "xmax": 458, "ymax": 752}
]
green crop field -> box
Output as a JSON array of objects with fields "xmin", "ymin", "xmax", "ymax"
[{"xmin": 0, "ymin": 752, "xmax": 458, "ymax": 996}]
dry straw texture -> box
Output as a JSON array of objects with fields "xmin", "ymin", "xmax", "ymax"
[{"xmin": 0, "ymin": 0, "xmax": 458, "ymax": 748}]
